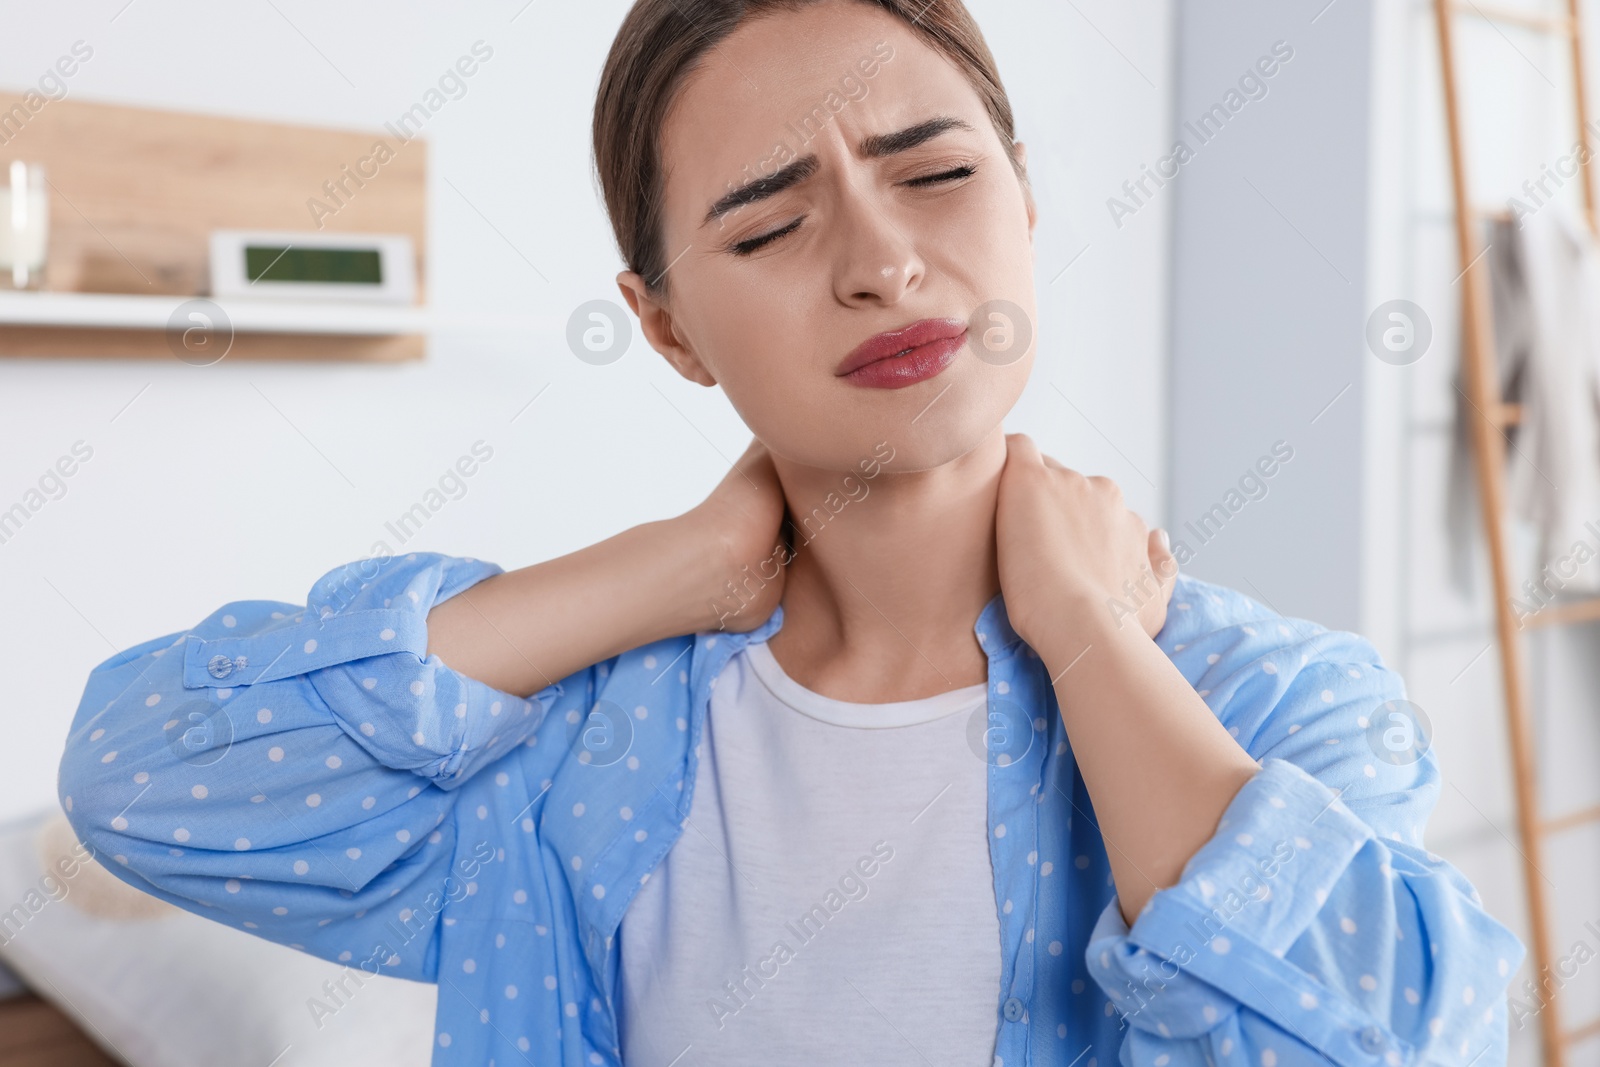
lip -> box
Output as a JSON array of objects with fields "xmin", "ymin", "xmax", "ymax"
[{"xmin": 836, "ymin": 318, "xmax": 970, "ymax": 389}]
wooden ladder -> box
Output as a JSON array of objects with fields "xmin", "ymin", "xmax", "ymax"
[{"xmin": 1434, "ymin": 2, "xmax": 1600, "ymax": 1064}]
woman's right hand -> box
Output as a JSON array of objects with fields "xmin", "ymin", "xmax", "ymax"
[
  {"xmin": 425, "ymin": 438, "xmax": 791, "ymax": 696},
  {"xmin": 682, "ymin": 437, "xmax": 790, "ymax": 634}
]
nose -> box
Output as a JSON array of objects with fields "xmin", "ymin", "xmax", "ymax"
[{"xmin": 832, "ymin": 186, "xmax": 926, "ymax": 307}]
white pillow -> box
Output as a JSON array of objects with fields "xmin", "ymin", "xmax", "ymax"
[{"xmin": 0, "ymin": 805, "xmax": 437, "ymax": 1067}]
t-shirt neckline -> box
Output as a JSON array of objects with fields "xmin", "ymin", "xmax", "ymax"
[{"xmin": 741, "ymin": 639, "xmax": 989, "ymax": 729}]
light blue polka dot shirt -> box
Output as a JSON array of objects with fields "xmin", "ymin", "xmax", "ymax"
[{"xmin": 58, "ymin": 551, "xmax": 1524, "ymax": 1066}]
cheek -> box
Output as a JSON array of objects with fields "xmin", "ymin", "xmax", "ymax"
[
  {"xmin": 956, "ymin": 177, "xmax": 1035, "ymax": 291},
  {"xmin": 717, "ymin": 348, "xmax": 833, "ymax": 457},
  {"xmin": 670, "ymin": 287, "xmax": 816, "ymax": 441}
]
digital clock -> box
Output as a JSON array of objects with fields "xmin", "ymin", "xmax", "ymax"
[{"xmin": 209, "ymin": 230, "xmax": 415, "ymax": 304}]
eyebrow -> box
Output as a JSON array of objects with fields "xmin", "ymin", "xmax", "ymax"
[{"xmin": 702, "ymin": 115, "xmax": 977, "ymax": 228}]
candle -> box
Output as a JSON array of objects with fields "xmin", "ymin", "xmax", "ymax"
[{"xmin": 0, "ymin": 161, "xmax": 49, "ymax": 289}]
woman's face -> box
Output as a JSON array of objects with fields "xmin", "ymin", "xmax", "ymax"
[{"xmin": 621, "ymin": 0, "xmax": 1038, "ymax": 474}]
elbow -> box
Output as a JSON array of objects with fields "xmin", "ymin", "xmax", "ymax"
[
  {"xmin": 56, "ymin": 742, "xmax": 126, "ymax": 869},
  {"xmin": 1399, "ymin": 881, "xmax": 1525, "ymax": 1054},
  {"xmin": 1450, "ymin": 907, "xmax": 1526, "ymax": 1005},
  {"xmin": 55, "ymin": 685, "xmax": 161, "ymax": 870}
]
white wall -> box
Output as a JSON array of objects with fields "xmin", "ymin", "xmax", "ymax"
[
  {"xmin": 1165, "ymin": 0, "xmax": 1377, "ymax": 634},
  {"xmin": 0, "ymin": 0, "xmax": 1175, "ymax": 822}
]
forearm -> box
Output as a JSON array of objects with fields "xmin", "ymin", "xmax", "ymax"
[
  {"xmin": 425, "ymin": 518, "xmax": 721, "ymax": 698},
  {"xmin": 1037, "ymin": 602, "xmax": 1260, "ymax": 922}
]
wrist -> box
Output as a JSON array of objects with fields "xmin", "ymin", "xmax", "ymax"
[
  {"xmin": 676, "ymin": 500, "xmax": 790, "ymax": 636},
  {"xmin": 1025, "ymin": 588, "xmax": 1153, "ymax": 678},
  {"xmin": 633, "ymin": 515, "xmax": 733, "ymax": 640},
  {"xmin": 1017, "ymin": 587, "xmax": 1117, "ymax": 655}
]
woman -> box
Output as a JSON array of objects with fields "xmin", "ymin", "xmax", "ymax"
[{"xmin": 59, "ymin": 1, "xmax": 1522, "ymax": 1064}]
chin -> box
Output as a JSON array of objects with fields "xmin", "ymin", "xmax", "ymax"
[
  {"xmin": 775, "ymin": 410, "xmax": 1008, "ymax": 475},
  {"xmin": 877, "ymin": 372, "xmax": 1025, "ymax": 472},
  {"xmin": 875, "ymin": 421, "xmax": 1004, "ymax": 472},
  {"xmin": 742, "ymin": 359, "xmax": 1025, "ymax": 473}
]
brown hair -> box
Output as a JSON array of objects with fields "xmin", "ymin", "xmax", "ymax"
[{"xmin": 592, "ymin": 0, "xmax": 1022, "ymax": 296}]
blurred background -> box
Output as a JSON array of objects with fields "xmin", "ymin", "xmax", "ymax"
[{"xmin": 0, "ymin": 0, "xmax": 1596, "ymax": 1065}]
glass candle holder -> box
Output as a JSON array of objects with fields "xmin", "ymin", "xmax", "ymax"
[{"xmin": 0, "ymin": 161, "xmax": 50, "ymax": 290}]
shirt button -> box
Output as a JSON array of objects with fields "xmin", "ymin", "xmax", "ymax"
[
  {"xmin": 1003, "ymin": 997, "xmax": 1025, "ymax": 1022},
  {"xmin": 1358, "ymin": 1026, "xmax": 1385, "ymax": 1054},
  {"xmin": 207, "ymin": 654, "xmax": 234, "ymax": 679}
]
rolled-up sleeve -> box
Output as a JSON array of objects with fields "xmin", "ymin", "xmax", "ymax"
[
  {"xmin": 1086, "ymin": 620, "xmax": 1525, "ymax": 1066},
  {"xmin": 56, "ymin": 551, "xmax": 588, "ymax": 983}
]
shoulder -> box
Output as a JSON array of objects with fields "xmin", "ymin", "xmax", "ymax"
[
  {"xmin": 1158, "ymin": 572, "xmax": 1389, "ymax": 672},
  {"xmin": 1157, "ymin": 577, "xmax": 1443, "ymax": 842},
  {"xmin": 1156, "ymin": 573, "xmax": 1406, "ymax": 752}
]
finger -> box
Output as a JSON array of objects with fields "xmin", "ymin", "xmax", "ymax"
[
  {"xmin": 1004, "ymin": 432, "xmax": 1044, "ymax": 467},
  {"xmin": 1089, "ymin": 475, "xmax": 1125, "ymax": 503},
  {"xmin": 733, "ymin": 436, "xmax": 766, "ymax": 472},
  {"xmin": 1147, "ymin": 527, "xmax": 1179, "ymax": 591},
  {"xmin": 1042, "ymin": 455, "xmax": 1092, "ymax": 483},
  {"xmin": 733, "ymin": 437, "xmax": 780, "ymax": 490}
]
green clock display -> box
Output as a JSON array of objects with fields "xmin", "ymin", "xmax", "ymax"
[{"xmin": 244, "ymin": 246, "xmax": 384, "ymax": 285}]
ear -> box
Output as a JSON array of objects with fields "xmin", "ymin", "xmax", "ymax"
[
  {"xmin": 616, "ymin": 270, "xmax": 718, "ymax": 387},
  {"xmin": 1011, "ymin": 140, "xmax": 1037, "ymax": 242}
]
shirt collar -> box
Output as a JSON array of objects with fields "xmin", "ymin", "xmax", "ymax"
[{"xmin": 727, "ymin": 587, "xmax": 1026, "ymax": 659}]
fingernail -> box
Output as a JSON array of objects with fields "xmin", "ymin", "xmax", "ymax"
[{"xmin": 1157, "ymin": 528, "xmax": 1171, "ymax": 552}]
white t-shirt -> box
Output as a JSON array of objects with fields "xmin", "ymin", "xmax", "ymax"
[{"xmin": 618, "ymin": 637, "xmax": 1003, "ymax": 1066}]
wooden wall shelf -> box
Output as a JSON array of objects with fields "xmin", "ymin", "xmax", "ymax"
[
  {"xmin": 0, "ymin": 291, "xmax": 428, "ymax": 334},
  {"xmin": 0, "ymin": 292, "xmax": 428, "ymax": 362},
  {"xmin": 0, "ymin": 96, "xmax": 428, "ymax": 362}
]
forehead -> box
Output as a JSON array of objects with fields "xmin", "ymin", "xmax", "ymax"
[{"xmin": 657, "ymin": 1, "xmax": 988, "ymax": 224}]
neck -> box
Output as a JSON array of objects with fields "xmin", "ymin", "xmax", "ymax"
[{"xmin": 764, "ymin": 429, "xmax": 1006, "ymax": 702}]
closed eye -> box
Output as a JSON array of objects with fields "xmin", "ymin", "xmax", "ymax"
[
  {"xmin": 730, "ymin": 217, "xmax": 805, "ymax": 257},
  {"xmin": 727, "ymin": 163, "xmax": 980, "ymax": 256},
  {"xmin": 903, "ymin": 163, "xmax": 978, "ymax": 188}
]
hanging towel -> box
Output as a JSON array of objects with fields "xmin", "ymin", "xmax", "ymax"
[{"xmin": 1446, "ymin": 203, "xmax": 1600, "ymax": 602}]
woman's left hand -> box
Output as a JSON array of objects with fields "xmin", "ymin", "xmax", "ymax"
[{"xmin": 995, "ymin": 432, "xmax": 1176, "ymax": 653}]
